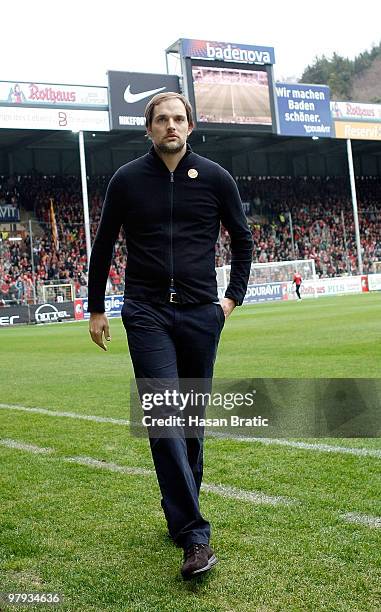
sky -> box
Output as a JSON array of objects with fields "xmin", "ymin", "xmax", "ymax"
[{"xmin": 2, "ymin": 0, "xmax": 380, "ymax": 86}]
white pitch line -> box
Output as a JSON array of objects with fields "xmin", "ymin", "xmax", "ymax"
[
  {"xmin": 64, "ymin": 456, "xmax": 295, "ymax": 506},
  {"xmin": 202, "ymin": 483, "xmax": 295, "ymax": 506},
  {"xmin": 2, "ymin": 439, "xmax": 379, "ymax": 524},
  {"xmin": 341, "ymin": 512, "xmax": 381, "ymax": 529},
  {"xmin": 0, "ymin": 437, "xmax": 294, "ymax": 507},
  {"xmin": 65, "ymin": 456, "xmax": 294, "ymax": 506},
  {"xmin": 65, "ymin": 456, "xmax": 152, "ymax": 476},
  {"xmin": 1, "ymin": 403, "xmax": 380, "ymax": 459},
  {"xmin": 0, "ymin": 438, "xmax": 54, "ymax": 454},
  {"xmin": 209, "ymin": 432, "xmax": 381, "ymax": 459},
  {"xmin": 0, "ymin": 403, "xmax": 130, "ymax": 425}
]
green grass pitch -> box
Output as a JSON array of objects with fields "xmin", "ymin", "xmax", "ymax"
[{"xmin": 0, "ymin": 293, "xmax": 380, "ymax": 611}]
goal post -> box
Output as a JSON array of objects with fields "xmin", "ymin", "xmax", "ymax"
[
  {"xmin": 371, "ymin": 262, "xmax": 381, "ymax": 273},
  {"xmin": 216, "ymin": 259, "xmax": 317, "ymax": 300},
  {"xmin": 42, "ymin": 283, "xmax": 74, "ymax": 303}
]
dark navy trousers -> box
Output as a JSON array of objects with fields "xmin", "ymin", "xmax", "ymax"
[{"xmin": 122, "ymin": 299, "xmax": 225, "ymax": 548}]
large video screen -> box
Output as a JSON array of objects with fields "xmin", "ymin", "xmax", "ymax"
[{"xmin": 191, "ymin": 64, "xmax": 272, "ymax": 126}]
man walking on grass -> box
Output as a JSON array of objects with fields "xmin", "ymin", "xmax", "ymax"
[
  {"xmin": 88, "ymin": 92, "xmax": 253, "ymax": 579},
  {"xmin": 292, "ymin": 271, "xmax": 302, "ymax": 300}
]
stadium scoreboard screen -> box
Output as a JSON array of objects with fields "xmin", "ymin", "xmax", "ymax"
[
  {"xmin": 190, "ymin": 61, "xmax": 272, "ymax": 127},
  {"xmin": 179, "ymin": 39, "xmax": 277, "ymax": 133}
]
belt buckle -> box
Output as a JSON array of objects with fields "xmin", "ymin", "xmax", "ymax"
[{"xmin": 169, "ymin": 292, "xmax": 177, "ymax": 303}]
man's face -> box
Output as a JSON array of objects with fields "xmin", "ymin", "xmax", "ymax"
[{"xmin": 147, "ymin": 98, "xmax": 193, "ymax": 154}]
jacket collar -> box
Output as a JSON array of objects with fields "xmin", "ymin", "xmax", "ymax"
[{"xmin": 148, "ymin": 143, "xmax": 193, "ymax": 171}]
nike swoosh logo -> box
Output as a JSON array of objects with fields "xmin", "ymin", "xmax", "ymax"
[{"xmin": 123, "ymin": 85, "xmax": 166, "ymax": 104}]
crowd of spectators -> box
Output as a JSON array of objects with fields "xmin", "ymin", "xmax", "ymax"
[
  {"xmin": 1, "ymin": 173, "xmax": 380, "ymax": 304},
  {"xmin": 232, "ymin": 176, "xmax": 381, "ymax": 277}
]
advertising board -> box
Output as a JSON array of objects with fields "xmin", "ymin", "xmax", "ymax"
[
  {"xmin": 80, "ymin": 294, "xmax": 124, "ymax": 319},
  {"xmin": 0, "ymin": 306, "xmax": 29, "ymax": 326},
  {"xmin": 0, "ymin": 302, "xmax": 75, "ymax": 326},
  {"xmin": 108, "ymin": 71, "xmax": 180, "ymax": 130},
  {"xmin": 276, "ymin": 83, "xmax": 332, "ymax": 137},
  {"xmin": 30, "ymin": 302, "xmax": 75, "ymax": 323},
  {"xmin": 0, "ymin": 81, "xmax": 108, "ymax": 108},
  {"xmin": 368, "ymin": 274, "xmax": 381, "ymax": 291},
  {"xmin": 0, "ymin": 106, "xmax": 110, "ymax": 131},
  {"xmin": 284, "ymin": 276, "xmax": 363, "ymax": 300},
  {"xmin": 243, "ymin": 282, "xmax": 284, "ymax": 304},
  {"xmin": 330, "ymin": 100, "xmax": 381, "ymax": 141},
  {"xmin": 0, "ymin": 204, "xmax": 20, "ymax": 222},
  {"xmin": 180, "ymin": 39, "xmax": 275, "ymax": 65},
  {"xmin": 331, "ymin": 101, "xmax": 381, "ymax": 122}
]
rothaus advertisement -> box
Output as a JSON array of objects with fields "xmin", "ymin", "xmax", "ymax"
[
  {"xmin": 0, "ymin": 81, "xmax": 108, "ymax": 108},
  {"xmin": 0, "ymin": 80, "xmax": 110, "ymax": 131},
  {"xmin": 330, "ymin": 100, "xmax": 381, "ymax": 141},
  {"xmin": 331, "ymin": 100, "xmax": 381, "ymax": 122},
  {"xmin": 107, "ymin": 71, "xmax": 180, "ymax": 130}
]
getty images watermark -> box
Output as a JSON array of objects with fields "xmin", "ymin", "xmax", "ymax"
[
  {"xmin": 130, "ymin": 378, "xmax": 381, "ymax": 439},
  {"xmin": 140, "ymin": 388, "xmax": 268, "ymax": 429}
]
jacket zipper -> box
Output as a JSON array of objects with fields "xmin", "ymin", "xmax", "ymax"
[{"xmin": 169, "ymin": 171, "xmax": 174, "ymax": 291}]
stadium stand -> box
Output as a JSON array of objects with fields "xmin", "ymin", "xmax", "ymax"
[{"xmin": 1, "ymin": 174, "xmax": 380, "ymax": 304}]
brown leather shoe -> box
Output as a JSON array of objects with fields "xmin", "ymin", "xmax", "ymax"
[{"xmin": 181, "ymin": 543, "xmax": 218, "ymax": 580}]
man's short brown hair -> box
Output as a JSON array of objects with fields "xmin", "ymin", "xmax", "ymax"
[{"xmin": 145, "ymin": 92, "xmax": 194, "ymax": 129}]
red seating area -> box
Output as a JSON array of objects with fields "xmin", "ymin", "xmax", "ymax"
[{"xmin": 1, "ymin": 174, "xmax": 380, "ymax": 303}]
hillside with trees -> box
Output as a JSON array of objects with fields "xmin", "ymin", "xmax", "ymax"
[{"xmin": 299, "ymin": 43, "xmax": 381, "ymax": 103}]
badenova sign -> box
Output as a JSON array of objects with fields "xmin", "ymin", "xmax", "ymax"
[{"xmin": 180, "ymin": 39, "xmax": 275, "ymax": 65}]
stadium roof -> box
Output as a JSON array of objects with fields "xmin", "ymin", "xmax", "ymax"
[
  {"xmin": 0, "ymin": 127, "xmax": 380, "ymax": 177},
  {"xmin": 1, "ymin": 127, "xmax": 380, "ymax": 155}
]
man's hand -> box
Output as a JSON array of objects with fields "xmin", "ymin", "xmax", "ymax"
[
  {"xmin": 220, "ymin": 297, "xmax": 236, "ymax": 318},
  {"xmin": 89, "ymin": 312, "xmax": 111, "ymax": 351}
]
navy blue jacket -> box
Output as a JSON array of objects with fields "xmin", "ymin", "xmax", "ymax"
[{"xmin": 88, "ymin": 145, "xmax": 253, "ymax": 312}]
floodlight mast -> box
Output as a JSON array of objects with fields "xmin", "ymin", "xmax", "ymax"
[
  {"xmin": 165, "ymin": 39, "xmax": 188, "ymax": 96},
  {"xmin": 165, "ymin": 39, "xmax": 181, "ymax": 75},
  {"xmin": 346, "ymin": 138, "xmax": 363, "ymax": 274},
  {"xmin": 28, "ymin": 218, "xmax": 37, "ymax": 304},
  {"xmin": 78, "ymin": 130, "xmax": 92, "ymax": 272}
]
